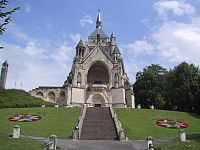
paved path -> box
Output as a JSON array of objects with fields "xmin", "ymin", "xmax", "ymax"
[
  {"xmin": 57, "ymin": 140, "xmax": 143, "ymax": 150},
  {"xmin": 21, "ymin": 133, "xmax": 200, "ymax": 150}
]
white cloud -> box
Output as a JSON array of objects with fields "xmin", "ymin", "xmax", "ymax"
[
  {"xmin": 50, "ymin": 43, "xmax": 74, "ymax": 68},
  {"xmin": 152, "ymin": 1, "xmax": 200, "ymax": 64},
  {"xmin": 7, "ymin": 25, "xmax": 35, "ymax": 42},
  {"xmin": 121, "ymin": 1, "xmax": 200, "ymax": 81},
  {"xmin": 80, "ymin": 15, "xmax": 93, "ymax": 26},
  {"xmin": 140, "ymin": 18, "xmax": 149, "ymax": 24},
  {"xmin": 0, "ymin": 28, "xmax": 75, "ymax": 91},
  {"xmin": 120, "ymin": 41, "xmax": 155, "ymax": 83},
  {"xmin": 154, "ymin": 1, "xmax": 195, "ymax": 19},
  {"xmin": 122, "ymin": 40, "xmax": 154, "ymax": 56},
  {"xmin": 70, "ymin": 33, "xmax": 81, "ymax": 44},
  {"xmin": 152, "ymin": 20, "xmax": 200, "ymax": 63}
]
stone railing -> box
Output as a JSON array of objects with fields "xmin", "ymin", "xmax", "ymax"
[
  {"xmin": 73, "ymin": 104, "xmax": 87, "ymax": 140},
  {"xmin": 89, "ymin": 84, "xmax": 108, "ymax": 89},
  {"xmin": 109, "ymin": 105, "xmax": 126, "ymax": 141}
]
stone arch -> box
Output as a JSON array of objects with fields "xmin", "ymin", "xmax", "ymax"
[
  {"xmin": 57, "ymin": 91, "xmax": 66, "ymax": 105},
  {"xmin": 48, "ymin": 92, "xmax": 56, "ymax": 103},
  {"xmin": 92, "ymin": 94, "xmax": 105, "ymax": 107},
  {"xmin": 87, "ymin": 61, "xmax": 109, "ymax": 84},
  {"xmin": 36, "ymin": 91, "xmax": 44, "ymax": 98}
]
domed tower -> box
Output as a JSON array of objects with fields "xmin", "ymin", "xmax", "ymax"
[{"xmin": 0, "ymin": 61, "xmax": 8, "ymax": 89}]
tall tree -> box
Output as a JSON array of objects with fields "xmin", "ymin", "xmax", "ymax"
[
  {"xmin": 134, "ymin": 62, "xmax": 200, "ymax": 113},
  {"xmin": 133, "ymin": 64, "xmax": 167, "ymax": 108},
  {"xmin": 166, "ymin": 62, "xmax": 200, "ymax": 112}
]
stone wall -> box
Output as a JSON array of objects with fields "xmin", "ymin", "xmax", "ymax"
[{"xmin": 30, "ymin": 87, "xmax": 69, "ymax": 106}]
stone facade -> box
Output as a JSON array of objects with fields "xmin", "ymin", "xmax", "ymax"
[
  {"xmin": 0, "ymin": 61, "xmax": 8, "ymax": 89},
  {"xmin": 30, "ymin": 12, "xmax": 135, "ymax": 108}
]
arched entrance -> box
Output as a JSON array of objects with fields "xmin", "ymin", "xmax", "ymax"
[
  {"xmin": 92, "ymin": 94, "xmax": 105, "ymax": 107},
  {"xmin": 87, "ymin": 61, "xmax": 109, "ymax": 84}
]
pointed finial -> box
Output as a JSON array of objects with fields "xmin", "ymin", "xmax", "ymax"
[
  {"xmin": 76, "ymin": 38, "xmax": 84, "ymax": 48},
  {"xmin": 3, "ymin": 60, "xmax": 8, "ymax": 66},
  {"xmin": 111, "ymin": 32, "xmax": 115, "ymax": 38},
  {"xmin": 96, "ymin": 9, "xmax": 102, "ymax": 28}
]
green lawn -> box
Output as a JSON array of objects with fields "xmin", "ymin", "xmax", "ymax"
[
  {"xmin": 0, "ymin": 107, "xmax": 81, "ymax": 139},
  {"xmin": 0, "ymin": 132, "xmax": 45, "ymax": 150},
  {"xmin": 115, "ymin": 108, "xmax": 200, "ymax": 140},
  {"xmin": 156, "ymin": 136, "xmax": 200, "ymax": 150},
  {"xmin": 0, "ymin": 132, "xmax": 63, "ymax": 150}
]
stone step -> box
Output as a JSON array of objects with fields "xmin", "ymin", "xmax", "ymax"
[{"xmin": 80, "ymin": 107, "xmax": 118, "ymax": 140}]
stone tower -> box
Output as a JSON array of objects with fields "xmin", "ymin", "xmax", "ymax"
[
  {"xmin": 30, "ymin": 12, "xmax": 135, "ymax": 108},
  {"xmin": 0, "ymin": 61, "xmax": 8, "ymax": 89}
]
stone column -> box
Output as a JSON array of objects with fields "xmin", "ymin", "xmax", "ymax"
[
  {"xmin": 147, "ymin": 136, "xmax": 154, "ymax": 149},
  {"xmin": 150, "ymin": 105, "xmax": 154, "ymax": 109},
  {"xmin": 179, "ymin": 129, "xmax": 186, "ymax": 142},
  {"xmin": 73, "ymin": 127, "xmax": 79, "ymax": 140},
  {"xmin": 137, "ymin": 104, "xmax": 141, "ymax": 109},
  {"xmin": 13, "ymin": 125, "xmax": 20, "ymax": 138},
  {"xmin": 49, "ymin": 135, "xmax": 57, "ymax": 150},
  {"xmin": 119, "ymin": 130, "xmax": 126, "ymax": 141}
]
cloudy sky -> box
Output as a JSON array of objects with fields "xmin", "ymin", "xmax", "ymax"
[{"xmin": 1, "ymin": 0, "xmax": 200, "ymax": 91}]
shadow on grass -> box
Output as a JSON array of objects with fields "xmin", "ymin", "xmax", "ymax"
[
  {"xmin": 68, "ymin": 135, "xmax": 73, "ymax": 139},
  {"xmin": 187, "ymin": 112, "xmax": 200, "ymax": 119}
]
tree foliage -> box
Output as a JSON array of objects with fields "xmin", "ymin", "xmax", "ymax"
[
  {"xmin": 134, "ymin": 62, "xmax": 200, "ymax": 114},
  {"xmin": 0, "ymin": 0, "xmax": 19, "ymax": 35},
  {"xmin": 134, "ymin": 64, "xmax": 167, "ymax": 108}
]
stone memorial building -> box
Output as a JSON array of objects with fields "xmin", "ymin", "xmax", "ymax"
[{"xmin": 30, "ymin": 12, "xmax": 135, "ymax": 108}]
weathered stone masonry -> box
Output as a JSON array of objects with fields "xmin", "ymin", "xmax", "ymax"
[{"xmin": 30, "ymin": 12, "xmax": 135, "ymax": 108}]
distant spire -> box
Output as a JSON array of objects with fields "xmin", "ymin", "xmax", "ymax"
[
  {"xmin": 96, "ymin": 9, "xmax": 102, "ymax": 29},
  {"xmin": 111, "ymin": 32, "xmax": 115, "ymax": 38},
  {"xmin": 3, "ymin": 60, "xmax": 8, "ymax": 67}
]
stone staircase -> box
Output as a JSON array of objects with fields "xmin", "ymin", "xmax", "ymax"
[{"xmin": 80, "ymin": 107, "xmax": 118, "ymax": 140}]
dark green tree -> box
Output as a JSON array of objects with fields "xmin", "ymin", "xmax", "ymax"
[
  {"xmin": 133, "ymin": 64, "xmax": 167, "ymax": 108},
  {"xmin": 134, "ymin": 62, "xmax": 200, "ymax": 113},
  {"xmin": 166, "ymin": 62, "xmax": 200, "ymax": 112}
]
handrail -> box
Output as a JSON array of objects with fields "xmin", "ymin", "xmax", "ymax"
[
  {"xmin": 73, "ymin": 104, "xmax": 87, "ymax": 140},
  {"xmin": 109, "ymin": 105, "xmax": 126, "ymax": 141}
]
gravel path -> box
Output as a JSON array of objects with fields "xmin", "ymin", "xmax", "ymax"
[{"xmin": 20, "ymin": 133, "xmax": 200, "ymax": 150}]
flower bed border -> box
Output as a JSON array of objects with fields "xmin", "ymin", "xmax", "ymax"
[
  {"xmin": 156, "ymin": 119, "xmax": 188, "ymax": 129},
  {"xmin": 9, "ymin": 114, "xmax": 42, "ymax": 122}
]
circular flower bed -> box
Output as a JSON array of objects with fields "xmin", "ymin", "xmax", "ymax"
[
  {"xmin": 9, "ymin": 114, "xmax": 42, "ymax": 122},
  {"xmin": 156, "ymin": 119, "xmax": 188, "ymax": 129}
]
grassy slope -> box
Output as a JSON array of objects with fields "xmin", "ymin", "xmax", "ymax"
[
  {"xmin": 0, "ymin": 89, "xmax": 54, "ymax": 108},
  {"xmin": 0, "ymin": 107, "xmax": 81, "ymax": 139},
  {"xmin": 157, "ymin": 136, "xmax": 200, "ymax": 150},
  {"xmin": 115, "ymin": 108, "xmax": 200, "ymax": 140}
]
